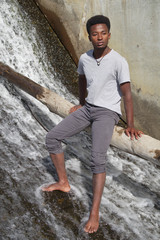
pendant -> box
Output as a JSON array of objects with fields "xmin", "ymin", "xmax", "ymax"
[{"xmin": 97, "ymin": 62, "xmax": 100, "ymax": 66}]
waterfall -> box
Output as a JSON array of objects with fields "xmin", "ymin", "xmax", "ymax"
[{"xmin": 0, "ymin": 1, "xmax": 160, "ymax": 239}]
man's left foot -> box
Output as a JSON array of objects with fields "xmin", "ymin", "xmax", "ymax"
[{"xmin": 84, "ymin": 213, "xmax": 99, "ymax": 233}]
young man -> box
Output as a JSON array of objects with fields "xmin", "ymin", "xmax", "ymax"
[{"xmin": 42, "ymin": 15, "xmax": 142, "ymax": 233}]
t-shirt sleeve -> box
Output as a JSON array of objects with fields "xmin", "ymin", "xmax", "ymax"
[
  {"xmin": 117, "ymin": 58, "xmax": 130, "ymax": 84},
  {"xmin": 77, "ymin": 55, "xmax": 84, "ymax": 75}
]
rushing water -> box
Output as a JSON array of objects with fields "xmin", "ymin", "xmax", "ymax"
[{"xmin": 0, "ymin": 1, "xmax": 160, "ymax": 239}]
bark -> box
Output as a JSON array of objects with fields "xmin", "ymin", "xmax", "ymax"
[{"xmin": 0, "ymin": 62, "xmax": 160, "ymax": 164}]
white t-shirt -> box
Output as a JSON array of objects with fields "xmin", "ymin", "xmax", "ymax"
[{"xmin": 77, "ymin": 49, "xmax": 130, "ymax": 115}]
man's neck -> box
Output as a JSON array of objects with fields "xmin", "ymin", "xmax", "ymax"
[{"xmin": 93, "ymin": 46, "xmax": 110, "ymax": 59}]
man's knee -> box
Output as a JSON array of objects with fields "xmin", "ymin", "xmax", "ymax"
[
  {"xmin": 90, "ymin": 151, "xmax": 107, "ymax": 174},
  {"xmin": 45, "ymin": 130, "xmax": 62, "ymax": 154}
]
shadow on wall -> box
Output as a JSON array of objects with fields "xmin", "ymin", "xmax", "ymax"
[
  {"xmin": 34, "ymin": 0, "xmax": 79, "ymax": 65},
  {"xmin": 121, "ymin": 91, "xmax": 160, "ymax": 140}
]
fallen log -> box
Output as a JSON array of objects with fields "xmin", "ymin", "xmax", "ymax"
[
  {"xmin": 0, "ymin": 62, "xmax": 73, "ymax": 118},
  {"xmin": 0, "ymin": 62, "xmax": 160, "ymax": 163},
  {"xmin": 112, "ymin": 126, "xmax": 160, "ymax": 163}
]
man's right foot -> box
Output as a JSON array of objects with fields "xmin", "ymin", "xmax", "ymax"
[{"xmin": 41, "ymin": 182, "xmax": 71, "ymax": 192}]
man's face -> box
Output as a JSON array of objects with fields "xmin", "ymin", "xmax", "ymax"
[{"xmin": 89, "ymin": 23, "xmax": 111, "ymax": 50}]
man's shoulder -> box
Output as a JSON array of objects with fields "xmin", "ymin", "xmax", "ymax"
[
  {"xmin": 111, "ymin": 50, "xmax": 129, "ymax": 68},
  {"xmin": 80, "ymin": 49, "xmax": 93, "ymax": 60},
  {"xmin": 111, "ymin": 49, "xmax": 126, "ymax": 61}
]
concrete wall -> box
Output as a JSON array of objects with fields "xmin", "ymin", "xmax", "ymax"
[{"xmin": 34, "ymin": 0, "xmax": 160, "ymax": 140}]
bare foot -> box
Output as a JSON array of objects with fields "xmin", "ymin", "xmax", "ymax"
[
  {"xmin": 41, "ymin": 182, "xmax": 71, "ymax": 192},
  {"xmin": 84, "ymin": 212, "xmax": 99, "ymax": 233}
]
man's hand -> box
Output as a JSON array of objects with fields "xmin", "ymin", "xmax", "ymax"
[
  {"xmin": 69, "ymin": 104, "xmax": 82, "ymax": 114},
  {"xmin": 125, "ymin": 127, "xmax": 144, "ymax": 140}
]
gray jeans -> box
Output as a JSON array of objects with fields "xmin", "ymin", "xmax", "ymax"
[{"xmin": 46, "ymin": 102, "xmax": 119, "ymax": 174}]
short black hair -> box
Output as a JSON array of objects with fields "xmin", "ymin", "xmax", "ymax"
[{"xmin": 86, "ymin": 15, "xmax": 111, "ymax": 34}]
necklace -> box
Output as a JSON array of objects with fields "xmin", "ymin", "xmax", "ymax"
[
  {"xmin": 94, "ymin": 47, "xmax": 109, "ymax": 66},
  {"xmin": 95, "ymin": 56, "xmax": 105, "ymax": 66}
]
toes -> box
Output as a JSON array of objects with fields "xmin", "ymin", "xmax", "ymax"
[
  {"xmin": 89, "ymin": 227, "xmax": 97, "ymax": 233},
  {"xmin": 84, "ymin": 224, "xmax": 98, "ymax": 234},
  {"xmin": 84, "ymin": 223, "xmax": 91, "ymax": 233},
  {"xmin": 84, "ymin": 225, "xmax": 90, "ymax": 233},
  {"xmin": 41, "ymin": 185, "xmax": 52, "ymax": 191}
]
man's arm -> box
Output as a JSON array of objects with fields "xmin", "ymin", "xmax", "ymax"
[
  {"xmin": 120, "ymin": 82, "xmax": 143, "ymax": 140},
  {"xmin": 69, "ymin": 74, "xmax": 87, "ymax": 113}
]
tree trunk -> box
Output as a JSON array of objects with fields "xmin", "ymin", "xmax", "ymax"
[
  {"xmin": 0, "ymin": 62, "xmax": 160, "ymax": 164},
  {"xmin": 0, "ymin": 62, "xmax": 73, "ymax": 118}
]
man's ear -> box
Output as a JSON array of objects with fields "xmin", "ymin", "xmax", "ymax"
[
  {"xmin": 108, "ymin": 32, "xmax": 111, "ymax": 39},
  {"xmin": 88, "ymin": 35, "xmax": 91, "ymax": 41}
]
